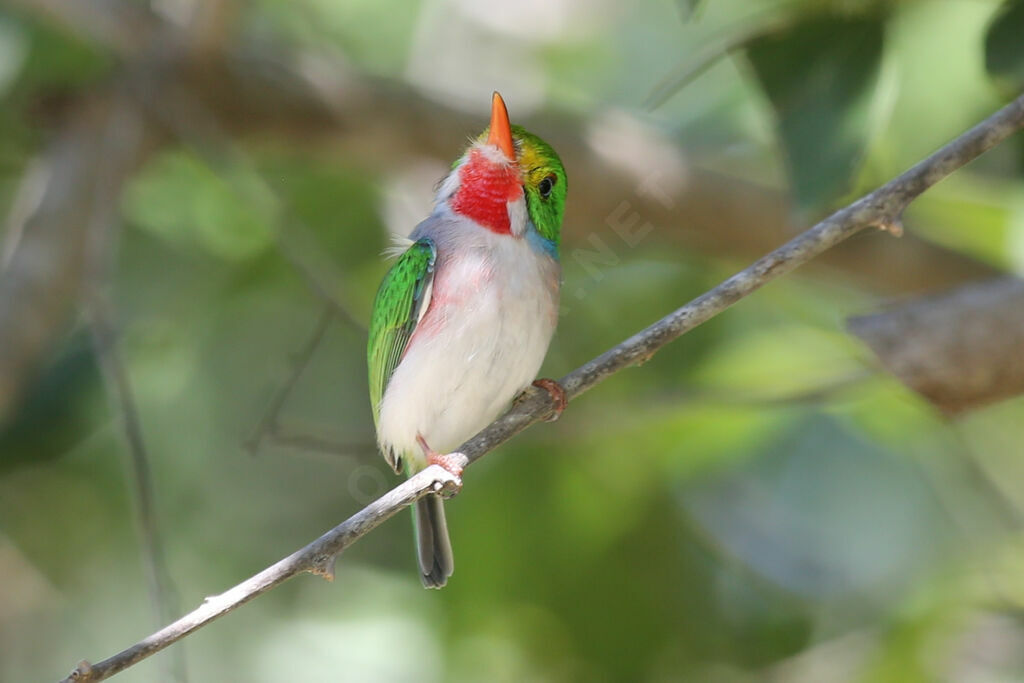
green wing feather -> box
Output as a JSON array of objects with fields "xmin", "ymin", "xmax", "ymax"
[{"xmin": 367, "ymin": 238, "xmax": 437, "ymax": 427}]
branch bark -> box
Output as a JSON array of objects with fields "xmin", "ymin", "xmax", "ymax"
[
  {"xmin": 59, "ymin": 93, "xmax": 1024, "ymax": 683},
  {"xmin": 5, "ymin": 0, "xmax": 162, "ymax": 57},
  {"xmin": 62, "ymin": 466, "xmax": 463, "ymax": 683},
  {"xmin": 87, "ymin": 293, "xmax": 185, "ymax": 682},
  {"xmin": 0, "ymin": 92, "xmax": 159, "ymax": 426}
]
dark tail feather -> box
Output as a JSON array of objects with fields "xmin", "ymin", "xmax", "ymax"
[{"xmin": 414, "ymin": 494, "xmax": 454, "ymax": 588}]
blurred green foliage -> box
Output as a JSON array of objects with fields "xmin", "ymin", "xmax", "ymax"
[
  {"xmin": 747, "ymin": 13, "xmax": 885, "ymax": 214},
  {"xmin": 2, "ymin": 1, "xmax": 1024, "ymax": 682},
  {"xmin": 985, "ymin": 0, "xmax": 1024, "ymax": 94}
]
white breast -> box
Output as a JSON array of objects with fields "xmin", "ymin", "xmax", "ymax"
[{"xmin": 376, "ymin": 215, "xmax": 560, "ymax": 470}]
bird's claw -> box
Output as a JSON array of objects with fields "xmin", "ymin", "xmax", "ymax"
[
  {"xmin": 426, "ymin": 458, "xmax": 464, "ymax": 498},
  {"xmin": 417, "ymin": 434, "xmax": 466, "ymax": 497},
  {"xmin": 532, "ymin": 378, "xmax": 567, "ymax": 422},
  {"xmin": 427, "ymin": 450, "xmax": 466, "ymax": 480}
]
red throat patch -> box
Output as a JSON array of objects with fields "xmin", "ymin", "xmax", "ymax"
[{"xmin": 450, "ymin": 148, "xmax": 523, "ymax": 235}]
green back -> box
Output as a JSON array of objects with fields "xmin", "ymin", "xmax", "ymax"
[{"xmin": 367, "ymin": 239, "xmax": 436, "ymax": 423}]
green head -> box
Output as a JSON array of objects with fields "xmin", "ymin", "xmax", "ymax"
[
  {"xmin": 512, "ymin": 124, "xmax": 568, "ymax": 248},
  {"xmin": 442, "ymin": 93, "xmax": 567, "ymax": 254}
]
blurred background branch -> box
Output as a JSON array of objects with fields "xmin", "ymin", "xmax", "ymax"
[
  {"xmin": 87, "ymin": 292, "xmax": 185, "ymax": 682},
  {"xmin": 0, "ymin": 91, "xmax": 158, "ymax": 424}
]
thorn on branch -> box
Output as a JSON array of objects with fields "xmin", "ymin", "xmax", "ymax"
[
  {"xmin": 634, "ymin": 349, "xmax": 659, "ymax": 367},
  {"xmin": 310, "ymin": 555, "xmax": 337, "ymax": 582},
  {"xmin": 67, "ymin": 660, "xmax": 94, "ymax": 682},
  {"xmin": 873, "ymin": 217, "xmax": 905, "ymax": 237}
]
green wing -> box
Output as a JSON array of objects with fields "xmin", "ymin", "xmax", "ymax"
[{"xmin": 367, "ymin": 238, "xmax": 437, "ymax": 426}]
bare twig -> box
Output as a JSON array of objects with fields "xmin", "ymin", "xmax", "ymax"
[
  {"xmin": 245, "ymin": 307, "xmax": 333, "ymax": 455},
  {"xmin": 87, "ymin": 295, "xmax": 185, "ymax": 682},
  {"xmin": 78, "ymin": 91, "xmax": 185, "ymax": 682},
  {"xmin": 61, "ymin": 465, "xmax": 462, "ymax": 683},
  {"xmin": 58, "ymin": 93, "xmax": 1024, "ymax": 683},
  {"xmin": 246, "ymin": 307, "xmax": 374, "ymax": 458},
  {"xmin": 255, "ymin": 428, "xmax": 377, "ymax": 458}
]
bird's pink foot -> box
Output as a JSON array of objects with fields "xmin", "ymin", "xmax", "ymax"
[
  {"xmin": 532, "ymin": 378, "xmax": 567, "ymax": 422},
  {"xmin": 416, "ymin": 434, "xmax": 465, "ymax": 479}
]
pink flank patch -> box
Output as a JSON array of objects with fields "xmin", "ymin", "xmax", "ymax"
[
  {"xmin": 450, "ymin": 148, "xmax": 523, "ymax": 235},
  {"xmin": 400, "ymin": 256, "xmax": 493, "ymax": 360}
]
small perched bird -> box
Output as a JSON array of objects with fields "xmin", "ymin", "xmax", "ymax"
[{"xmin": 368, "ymin": 92, "xmax": 568, "ymax": 588}]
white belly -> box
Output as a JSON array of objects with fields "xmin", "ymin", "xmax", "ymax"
[{"xmin": 376, "ymin": 230, "xmax": 559, "ymax": 470}]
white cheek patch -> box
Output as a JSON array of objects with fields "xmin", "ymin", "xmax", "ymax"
[
  {"xmin": 507, "ymin": 196, "xmax": 527, "ymax": 237},
  {"xmin": 474, "ymin": 140, "xmax": 517, "ymax": 166}
]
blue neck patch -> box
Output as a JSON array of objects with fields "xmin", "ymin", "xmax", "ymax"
[{"xmin": 525, "ymin": 220, "xmax": 559, "ymax": 260}]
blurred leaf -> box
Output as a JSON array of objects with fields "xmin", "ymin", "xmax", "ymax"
[
  {"xmin": 122, "ymin": 149, "xmax": 276, "ymax": 261},
  {"xmin": 690, "ymin": 323, "xmax": 865, "ymax": 399},
  {"xmin": 985, "ymin": 0, "xmax": 1024, "ymax": 93},
  {"xmin": 712, "ymin": 565, "xmax": 814, "ymax": 668},
  {"xmin": 675, "ymin": 0, "xmax": 708, "ymax": 22},
  {"xmin": 904, "ymin": 172, "xmax": 1024, "ymax": 269},
  {"xmin": 123, "ymin": 317, "xmax": 199, "ymax": 402},
  {"xmin": 0, "ymin": 334, "xmax": 101, "ymax": 472},
  {"xmin": 0, "ymin": 15, "xmax": 27, "ymax": 97},
  {"xmin": 746, "ymin": 14, "xmax": 885, "ymax": 212},
  {"xmin": 260, "ymin": 153, "xmax": 385, "ymax": 269},
  {"xmin": 683, "ymin": 417, "xmax": 950, "ymax": 598},
  {"xmin": 646, "ymin": 20, "xmax": 787, "ymax": 111},
  {"xmin": 1, "ymin": 11, "xmax": 110, "ymax": 93},
  {"xmin": 250, "ymin": 0, "xmax": 418, "ymax": 75}
]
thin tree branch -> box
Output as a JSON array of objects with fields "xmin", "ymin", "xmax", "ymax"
[
  {"xmin": 245, "ymin": 307, "xmax": 374, "ymax": 459},
  {"xmin": 61, "ymin": 466, "xmax": 462, "ymax": 683},
  {"xmin": 87, "ymin": 295, "xmax": 185, "ymax": 682},
  {"xmin": 245, "ymin": 306, "xmax": 333, "ymax": 455},
  {"xmin": 78, "ymin": 89, "xmax": 185, "ymax": 682},
  {"xmin": 59, "ymin": 92, "xmax": 1024, "ymax": 683}
]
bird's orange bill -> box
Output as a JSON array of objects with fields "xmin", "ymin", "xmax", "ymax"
[{"xmin": 487, "ymin": 92, "xmax": 516, "ymax": 161}]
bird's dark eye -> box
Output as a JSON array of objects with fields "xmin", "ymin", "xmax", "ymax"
[{"xmin": 538, "ymin": 174, "xmax": 556, "ymax": 199}]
